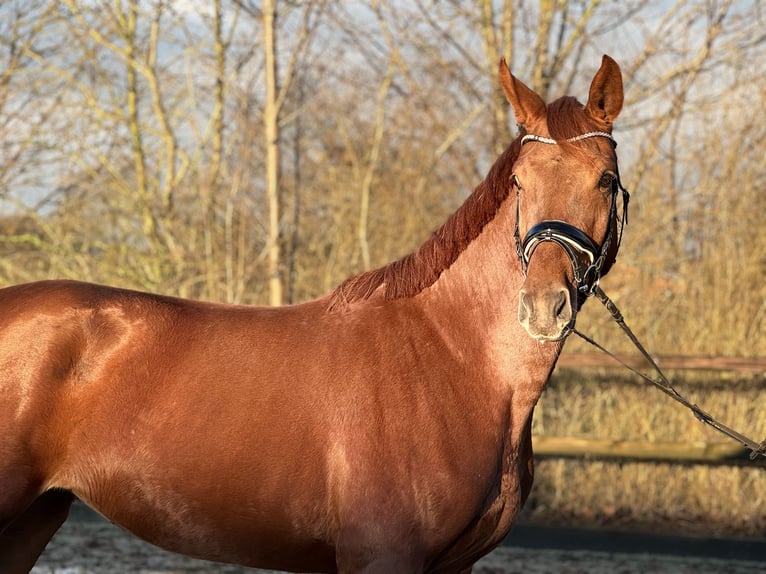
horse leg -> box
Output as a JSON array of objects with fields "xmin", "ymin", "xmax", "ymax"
[
  {"xmin": 335, "ymin": 532, "xmax": 424, "ymax": 574},
  {"xmin": 0, "ymin": 489, "xmax": 75, "ymax": 574},
  {"xmin": 337, "ymin": 554, "xmax": 424, "ymax": 574}
]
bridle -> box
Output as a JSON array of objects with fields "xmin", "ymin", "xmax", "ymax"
[{"xmin": 512, "ymin": 131, "xmax": 630, "ymax": 298}]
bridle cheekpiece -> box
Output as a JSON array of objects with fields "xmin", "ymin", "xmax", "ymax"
[{"xmin": 512, "ymin": 131, "xmax": 630, "ymax": 297}]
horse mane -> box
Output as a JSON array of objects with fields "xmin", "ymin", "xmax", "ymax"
[
  {"xmin": 326, "ymin": 135, "xmax": 521, "ymax": 312},
  {"xmin": 327, "ymin": 96, "xmax": 601, "ymax": 311}
]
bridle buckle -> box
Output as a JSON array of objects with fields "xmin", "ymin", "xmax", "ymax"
[{"xmin": 578, "ymin": 263, "xmax": 602, "ymax": 296}]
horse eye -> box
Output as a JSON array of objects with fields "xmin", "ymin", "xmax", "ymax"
[{"xmin": 598, "ymin": 172, "xmax": 615, "ymax": 189}]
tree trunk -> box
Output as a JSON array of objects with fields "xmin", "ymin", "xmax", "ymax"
[{"xmin": 263, "ymin": 0, "xmax": 283, "ymax": 306}]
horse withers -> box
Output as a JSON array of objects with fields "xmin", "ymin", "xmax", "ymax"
[{"xmin": 0, "ymin": 56, "xmax": 625, "ymax": 573}]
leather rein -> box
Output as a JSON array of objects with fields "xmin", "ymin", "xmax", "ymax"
[
  {"xmin": 575, "ymin": 287, "xmax": 766, "ymax": 461},
  {"xmin": 513, "ymin": 130, "xmax": 766, "ymax": 460}
]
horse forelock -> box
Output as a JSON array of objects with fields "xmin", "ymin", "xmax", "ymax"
[
  {"xmin": 327, "ymin": 138, "xmax": 522, "ymax": 312},
  {"xmin": 546, "ymin": 96, "xmax": 613, "ymax": 149}
]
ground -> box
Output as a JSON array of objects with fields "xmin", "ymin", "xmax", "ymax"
[{"xmin": 30, "ymin": 506, "xmax": 766, "ymax": 574}]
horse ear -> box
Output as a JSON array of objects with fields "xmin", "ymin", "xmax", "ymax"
[
  {"xmin": 585, "ymin": 55, "xmax": 624, "ymax": 127},
  {"xmin": 498, "ymin": 57, "xmax": 546, "ymax": 127}
]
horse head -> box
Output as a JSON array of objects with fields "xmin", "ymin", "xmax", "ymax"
[{"xmin": 499, "ymin": 55, "xmax": 627, "ymax": 341}]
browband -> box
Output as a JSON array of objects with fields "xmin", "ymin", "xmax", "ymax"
[{"xmin": 520, "ymin": 131, "xmax": 617, "ymax": 147}]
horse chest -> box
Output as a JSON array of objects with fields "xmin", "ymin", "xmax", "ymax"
[
  {"xmin": 477, "ymin": 454, "xmax": 528, "ymax": 542},
  {"xmin": 425, "ymin": 441, "xmax": 530, "ymax": 573}
]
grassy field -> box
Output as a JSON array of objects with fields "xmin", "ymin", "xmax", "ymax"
[{"xmin": 523, "ymin": 366, "xmax": 766, "ymax": 538}]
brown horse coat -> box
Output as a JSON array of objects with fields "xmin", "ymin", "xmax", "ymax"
[{"xmin": 0, "ymin": 56, "xmax": 625, "ymax": 573}]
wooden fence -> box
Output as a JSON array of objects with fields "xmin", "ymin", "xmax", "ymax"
[
  {"xmin": 531, "ymin": 436, "xmax": 761, "ymax": 466},
  {"xmin": 556, "ymin": 353, "xmax": 766, "ymax": 374},
  {"xmin": 533, "ymin": 353, "xmax": 766, "ymax": 466}
]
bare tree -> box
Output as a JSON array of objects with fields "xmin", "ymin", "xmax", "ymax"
[
  {"xmin": 0, "ymin": 0, "xmax": 763, "ymax": 354},
  {"xmin": 261, "ymin": 0, "xmax": 282, "ymax": 306}
]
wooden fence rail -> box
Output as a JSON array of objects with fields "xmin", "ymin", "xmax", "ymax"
[
  {"xmin": 556, "ymin": 354, "xmax": 766, "ymax": 374},
  {"xmin": 531, "ymin": 436, "xmax": 761, "ymax": 467}
]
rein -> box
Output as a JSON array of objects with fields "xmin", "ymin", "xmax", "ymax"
[
  {"xmin": 515, "ymin": 131, "xmax": 766, "ymax": 460},
  {"xmin": 575, "ymin": 286, "xmax": 766, "ymax": 461}
]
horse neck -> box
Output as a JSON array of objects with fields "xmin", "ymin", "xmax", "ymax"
[
  {"xmin": 423, "ymin": 196, "xmax": 519, "ymax": 315},
  {"xmin": 416, "ymin": 189, "xmax": 563, "ymax": 406}
]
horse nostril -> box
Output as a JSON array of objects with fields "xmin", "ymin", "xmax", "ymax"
[
  {"xmin": 518, "ymin": 290, "xmax": 532, "ymax": 323},
  {"xmin": 554, "ymin": 289, "xmax": 570, "ymax": 320}
]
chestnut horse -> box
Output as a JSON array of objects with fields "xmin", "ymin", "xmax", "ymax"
[{"xmin": 0, "ymin": 56, "xmax": 626, "ymax": 573}]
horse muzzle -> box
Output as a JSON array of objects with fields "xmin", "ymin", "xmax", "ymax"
[
  {"xmin": 516, "ymin": 220, "xmax": 600, "ymax": 341},
  {"xmin": 518, "ymin": 282, "xmax": 574, "ymax": 341}
]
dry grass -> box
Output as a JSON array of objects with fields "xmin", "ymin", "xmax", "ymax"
[{"xmin": 524, "ymin": 368, "xmax": 766, "ymax": 538}]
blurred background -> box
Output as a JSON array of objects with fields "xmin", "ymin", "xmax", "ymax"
[{"xmin": 1, "ymin": 0, "xmax": 764, "ymax": 539}]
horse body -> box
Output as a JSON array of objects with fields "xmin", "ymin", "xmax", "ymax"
[
  {"xmin": 1, "ymin": 262, "xmax": 550, "ymax": 572},
  {"xmin": 0, "ymin": 56, "xmax": 625, "ymax": 573}
]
